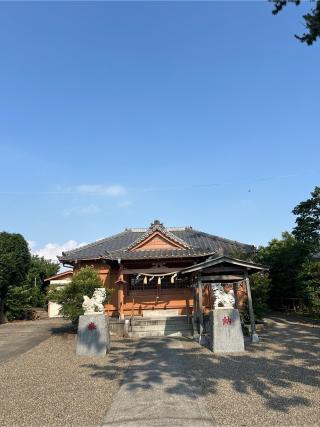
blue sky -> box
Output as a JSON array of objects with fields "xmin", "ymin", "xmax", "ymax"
[{"xmin": 0, "ymin": 1, "xmax": 319, "ymax": 261}]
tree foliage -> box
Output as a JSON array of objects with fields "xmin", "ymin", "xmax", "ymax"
[
  {"xmin": 292, "ymin": 186, "xmax": 320, "ymax": 253},
  {"xmin": 27, "ymin": 255, "xmax": 60, "ymax": 292},
  {"xmin": 0, "ymin": 232, "xmax": 31, "ymax": 323},
  {"xmin": 257, "ymin": 232, "xmax": 309, "ymax": 307},
  {"xmin": 5, "ymin": 284, "xmax": 33, "ymax": 321},
  {"xmin": 298, "ymin": 259, "xmax": 320, "ymax": 317},
  {"xmin": 229, "ymin": 247, "xmax": 271, "ymax": 320},
  {"xmin": 4, "ymin": 255, "xmax": 60, "ymax": 320},
  {"xmin": 24, "ymin": 255, "xmax": 60, "ymax": 308},
  {"xmin": 246, "ymin": 187, "xmax": 320, "ymax": 317},
  {"xmin": 272, "ymin": 0, "xmax": 320, "ymax": 45},
  {"xmin": 243, "ymin": 272, "xmax": 271, "ymax": 322},
  {"xmin": 48, "ymin": 266, "xmax": 113, "ymax": 324}
]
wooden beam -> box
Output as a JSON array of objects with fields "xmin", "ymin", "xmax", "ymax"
[
  {"xmin": 201, "ymin": 275, "xmax": 243, "ymax": 282},
  {"xmin": 201, "ymin": 266, "xmax": 247, "ymax": 274}
]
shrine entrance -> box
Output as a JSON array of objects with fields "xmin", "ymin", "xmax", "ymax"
[
  {"xmin": 180, "ymin": 256, "xmax": 267, "ymax": 343},
  {"xmin": 122, "ymin": 272, "xmax": 193, "ymax": 317}
]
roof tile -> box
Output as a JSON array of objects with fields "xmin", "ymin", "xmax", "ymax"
[{"xmin": 59, "ymin": 222, "xmax": 254, "ymax": 263}]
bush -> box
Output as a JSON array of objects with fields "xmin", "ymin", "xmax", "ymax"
[
  {"xmin": 5, "ymin": 282, "xmax": 47, "ymax": 321},
  {"xmin": 48, "ymin": 266, "xmax": 113, "ymax": 324},
  {"xmin": 5, "ymin": 285, "xmax": 32, "ymax": 321}
]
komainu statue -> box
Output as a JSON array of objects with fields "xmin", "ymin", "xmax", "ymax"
[
  {"xmin": 212, "ymin": 283, "xmax": 235, "ymax": 309},
  {"xmin": 82, "ymin": 288, "xmax": 106, "ymax": 315}
]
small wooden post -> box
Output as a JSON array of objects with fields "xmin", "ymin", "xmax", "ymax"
[
  {"xmin": 118, "ymin": 283, "xmax": 124, "ymax": 320},
  {"xmin": 233, "ymin": 281, "xmax": 241, "ymax": 309},
  {"xmin": 198, "ymin": 277, "xmax": 204, "ymax": 342},
  {"xmin": 192, "ymin": 281, "xmax": 199, "ymax": 340},
  {"xmin": 115, "ymin": 277, "xmax": 125, "ymax": 320},
  {"xmin": 186, "ymin": 298, "xmax": 190, "ymax": 323},
  {"xmin": 193, "ymin": 284, "xmax": 197, "ymax": 317},
  {"xmin": 244, "ymin": 271, "xmax": 259, "ymax": 342}
]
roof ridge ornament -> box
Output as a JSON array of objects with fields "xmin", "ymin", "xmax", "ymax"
[
  {"xmin": 150, "ymin": 219, "xmax": 164, "ymax": 228},
  {"xmin": 127, "ymin": 219, "xmax": 191, "ymax": 251}
]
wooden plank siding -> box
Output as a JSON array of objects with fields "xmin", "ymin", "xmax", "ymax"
[
  {"xmin": 122, "ymin": 288, "xmax": 193, "ymax": 316},
  {"xmin": 104, "ymin": 283, "xmax": 246, "ymax": 317},
  {"xmin": 74, "ymin": 263, "xmax": 247, "ymax": 317}
]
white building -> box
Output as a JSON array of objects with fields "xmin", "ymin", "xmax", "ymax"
[{"xmin": 45, "ymin": 271, "xmax": 73, "ymax": 318}]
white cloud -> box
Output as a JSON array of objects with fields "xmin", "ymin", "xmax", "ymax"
[
  {"xmin": 62, "ymin": 204, "xmax": 100, "ymax": 217},
  {"xmin": 31, "ymin": 240, "xmax": 87, "ymax": 262},
  {"xmin": 75, "ymin": 184, "xmax": 126, "ymax": 197}
]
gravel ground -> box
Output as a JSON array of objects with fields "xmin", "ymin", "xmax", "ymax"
[
  {"xmin": 182, "ymin": 316, "xmax": 320, "ymax": 426},
  {"xmin": 0, "ymin": 319, "xmax": 69, "ymax": 365},
  {"xmin": 0, "ymin": 332, "xmax": 137, "ymax": 427},
  {"xmin": 0, "ymin": 317, "xmax": 319, "ymax": 427}
]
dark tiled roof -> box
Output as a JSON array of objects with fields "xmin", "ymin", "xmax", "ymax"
[
  {"xmin": 59, "ymin": 220, "xmax": 254, "ymax": 263},
  {"xmin": 127, "ymin": 221, "xmax": 191, "ymax": 250},
  {"xmin": 109, "ymin": 248, "xmax": 214, "ymax": 260}
]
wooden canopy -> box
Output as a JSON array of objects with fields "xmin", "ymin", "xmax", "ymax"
[
  {"xmin": 180, "ymin": 256, "xmax": 267, "ymax": 343},
  {"xmin": 180, "ymin": 255, "xmax": 266, "ymax": 281}
]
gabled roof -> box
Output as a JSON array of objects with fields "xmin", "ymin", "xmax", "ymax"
[
  {"xmin": 180, "ymin": 256, "xmax": 266, "ymax": 275},
  {"xmin": 127, "ymin": 220, "xmax": 191, "ymax": 251},
  {"xmin": 44, "ymin": 270, "xmax": 73, "ymax": 282},
  {"xmin": 59, "ymin": 220, "xmax": 255, "ymax": 263}
]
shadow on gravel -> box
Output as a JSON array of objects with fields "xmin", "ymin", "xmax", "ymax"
[
  {"xmin": 83, "ymin": 339, "xmax": 136, "ymax": 380},
  {"xmin": 81, "ymin": 318, "xmax": 320, "ymax": 413},
  {"xmin": 49, "ymin": 321, "xmax": 77, "ymax": 335}
]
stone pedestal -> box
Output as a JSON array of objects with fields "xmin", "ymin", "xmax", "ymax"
[
  {"xmin": 210, "ymin": 308, "xmax": 244, "ymax": 353},
  {"xmin": 76, "ymin": 314, "xmax": 111, "ymax": 356}
]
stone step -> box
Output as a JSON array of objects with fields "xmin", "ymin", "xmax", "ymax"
[
  {"xmin": 131, "ymin": 321, "xmax": 191, "ymax": 328},
  {"xmin": 128, "ymin": 330, "xmax": 193, "ymax": 338},
  {"xmin": 131, "ymin": 316, "xmax": 190, "ymax": 326},
  {"xmin": 129, "ymin": 325, "xmax": 192, "ymax": 332},
  {"xmin": 128, "ymin": 315, "xmax": 193, "ymax": 338},
  {"xmin": 142, "ymin": 309, "xmax": 179, "ymax": 318}
]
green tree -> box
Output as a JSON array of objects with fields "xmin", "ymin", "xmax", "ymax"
[
  {"xmin": 26, "ymin": 255, "xmax": 60, "ymax": 307},
  {"xmin": 272, "ymin": 1, "xmax": 320, "ymax": 45},
  {"xmin": 292, "ymin": 186, "xmax": 320, "ymax": 253},
  {"xmin": 27, "ymin": 255, "xmax": 60, "ymax": 290},
  {"xmin": 229, "ymin": 247, "xmax": 271, "ymax": 320},
  {"xmin": 257, "ymin": 232, "xmax": 309, "ymax": 308},
  {"xmin": 5, "ymin": 255, "xmax": 60, "ymax": 321},
  {"xmin": 243, "ymin": 272, "xmax": 271, "ymax": 322},
  {"xmin": 48, "ymin": 266, "xmax": 113, "ymax": 324},
  {"xmin": 298, "ymin": 259, "xmax": 320, "ymax": 317},
  {"xmin": 5, "ymin": 284, "xmax": 33, "ymax": 321},
  {"xmin": 0, "ymin": 232, "xmax": 31, "ymax": 323}
]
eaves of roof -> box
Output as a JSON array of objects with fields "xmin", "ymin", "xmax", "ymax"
[{"xmin": 58, "ymin": 223, "xmax": 255, "ymax": 263}]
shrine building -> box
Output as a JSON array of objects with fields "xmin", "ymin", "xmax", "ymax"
[{"xmin": 58, "ymin": 220, "xmax": 264, "ymax": 320}]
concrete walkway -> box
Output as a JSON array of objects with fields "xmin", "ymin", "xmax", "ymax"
[
  {"xmin": 102, "ymin": 338, "xmax": 213, "ymax": 426},
  {"xmin": 0, "ymin": 318, "xmax": 69, "ymax": 364}
]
